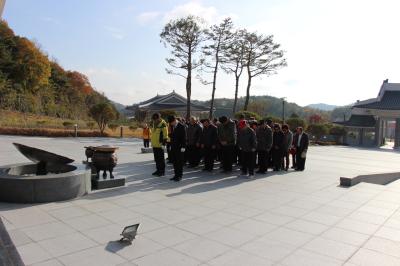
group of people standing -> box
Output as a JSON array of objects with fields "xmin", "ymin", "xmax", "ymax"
[{"xmin": 146, "ymin": 113, "xmax": 309, "ymax": 182}]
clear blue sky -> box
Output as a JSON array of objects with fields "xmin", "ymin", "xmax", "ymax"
[{"xmin": 3, "ymin": 0, "xmax": 400, "ymax": 106}]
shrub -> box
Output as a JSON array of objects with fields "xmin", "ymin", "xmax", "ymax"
[
  {"xmin": 108, "ymin": 123, "xmax": 119, "ymax": 132},
  {"xmin": 62, "ymin": 121, "xmax": 74, "ymax": 128},
  {"xmin": 129, "ymin": 125, "xmax": 138, "ymax": 132},
  {"xmin": 307, "ymin": 123, "xmax": 329, "ymax": 140},
  {"xmin": 159, "ymin": 109, "xmax": 178, "ymax": 120},
  {"xmin": 89, "ymin": 102, "xmax": 118, "ymax": 134},
  {"xmin": 286, "ymin": 117, "xmax": 307, "ymax": 132},
  {"xmin": 329, "ymin": 125, "xmax": 346, "ymax": 144},
  {"xmin": 262, "ymin": 115, "xmax": 282, "ymax": 124},
  {"xmin": 0, "ymin": 127, "xmax": 108, "ymax": 137},
  {"xmin": 235, "ymin": 111, "xmax": 261, "ymax": 121},
  {"xmin": 36, "ymin": 120, "xmax": 47, "ymax": 127},
  {"xmin": 86, "ymin": 121, "xmax": 95, "ymax": 130}
]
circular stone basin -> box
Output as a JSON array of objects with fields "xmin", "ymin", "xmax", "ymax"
[{"xmin": 0, "ymin": 163, "xmax": 91, "ymax": 203}]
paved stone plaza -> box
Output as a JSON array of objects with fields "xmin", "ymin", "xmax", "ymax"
[{"xmin": 2, "ymin": 136, "xmax": 400, "ymax": 265}]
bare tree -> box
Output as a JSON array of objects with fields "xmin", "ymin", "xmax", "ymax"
[
  {"xmin": 200, "ymin": 18, "xmax": 234, "ymax": 119},
  {"xmin": 160, "ymin": 16, "xmax": 206, "ymax": 119},
  {"xmin": 242, "ymin": 31, "xmax": 287, "ymax": 111},
  {"xmin": 221, "ymin": 29, "xmax": 246, "ymax": 114}
]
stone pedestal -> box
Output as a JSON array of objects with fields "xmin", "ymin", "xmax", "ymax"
[{"xmin": 92, "ymin": 177, "xmax": 125, "ymax": 190}]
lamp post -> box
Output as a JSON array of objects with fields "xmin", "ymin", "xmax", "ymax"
[{"xmin": 282, "ymin": 97, "xmax": 286, "ymax": 123}]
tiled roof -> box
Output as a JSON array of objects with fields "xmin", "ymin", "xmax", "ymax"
[
  {"xmin": 138, "ymin": 91, "xmax": 209, "ymax": 111},
  {"xmin": 335, "ymin": 115, "xmax": 376, "ymax": 128},
  {"xmin": 353, "ymin": 91, "xmax": 400, "ymax": 110}
]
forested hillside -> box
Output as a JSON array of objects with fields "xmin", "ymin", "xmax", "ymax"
[
  {"xmin": 0, "ymin": 20, "xmax": 109, "ymax": 120},
  {"xmin": 193, "ymin": 95, "xmax": 331, "ymax": 120}
]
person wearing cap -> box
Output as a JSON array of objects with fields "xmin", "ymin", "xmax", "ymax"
[
  {"xmin": 272, "ymin": 123, "xmax": 285, "ymax": 171},
  {"xmin": 167, "ymin": 115, "xmax": 186, "ymax": 181},
  {"xmin": 218, "ymin": 116, "xmax": 237, "ymax": 173},
  {"xmin": 256, "ymin": 120, "xmax": 273, "ymax": 174},
  {"xmin": 150, "ymin": 113, "xmax": 168, "ymax": 176},
  {"xmin": 200, "ymin": 118, "xmax": 218, "ymax": 172},
  {"xmin": 237, "ymin": 120, "xmax": 257, "ymax": 177}
]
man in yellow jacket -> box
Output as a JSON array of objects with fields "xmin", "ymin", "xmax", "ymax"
[{"xmin": 150, "ymin": 113, "xmax": 169, "ymax": 176}]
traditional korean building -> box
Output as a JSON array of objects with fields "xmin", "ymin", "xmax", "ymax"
[
  {"xmin": 131, "ymin": 91, "xmax": 210, "ymax": 119},
  {"xmin": 336, "ymin": 79, "xmax": 400, "ymax": 148}
]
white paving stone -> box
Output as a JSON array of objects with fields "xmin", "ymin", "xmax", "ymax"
[
  {"xmin": 303, "ymin": 236, "xmax": 359, "ymax": 261},
  {"xmin": 132, "ymin": 248, "xmax": 200, "ymax": 266},
  {"xmin": 143, "ymin": 226, "xmax": 197, "ymax": 246},
  {"xmin": 204, "ymin": 227, "xmax": 258, "ymax": 247},
  {"xmin": 239, "ymin": 238, "xmax": 297, "ymax": 262},
  {"xmin": 106, "ymin": 235, "xmax": 164, "ymax": 260},
  {"xmin": 2, "ymin": 137, "xmax": 400, "ymax": 265},
  {"xmin": 348, "ymin": 248, "xmax": 400, "ymax": 266},
  {"xmin": 38, "ymin": 232, "xmax": 97, "ymax": 257},
  {"xmin": 21, "ymin": 221, "xmax": 76, "ymax": 242},
  {"xmin": 207, "ymin": 249, "xmax": 274, "ymax": 266},
  {"xmin": 58, "ymin": 246, "xmax": 126, "ymax": 266},
  {"xmin": 17, "ymin": 242, "xmax": 53, "ymax": 265},
  {"xmin": 172, "ymin": 236, "xmax": 231, "ymax": 262},
  {"xmin": 280, "ymin": 248, "xmax": 343, "ymax": 266}
]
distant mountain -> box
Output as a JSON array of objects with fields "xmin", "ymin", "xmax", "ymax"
[
  {"xmin": 306, "ymin": 103, "xmax": 338, "ymax": 111},
  {"xmin": 193, "ymin": 95, "xmax": 331, "ymax": 120},
  {"xmin": 111, "ymin": 101, "xmax": 134, "ymax": 117}
]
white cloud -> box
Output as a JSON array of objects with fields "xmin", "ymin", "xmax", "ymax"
[
  {"xmin": 136, "ymin": 11, "xmax": 161, "ymax": 25},
  {"xmin": 104, "ymin": 26, "xmax": 125, "ymax": 40},
  {"xmin": 163, "ymin": 0, "xmax": 238, "ymax": 24},
  {"xmin": 40, "ymin": 17, "xmax": 60, "ymax": 25}
]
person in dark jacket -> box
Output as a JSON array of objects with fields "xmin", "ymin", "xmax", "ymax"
[
  {"xmin": 272, "ymin": 123, "xmax": 285, "ymax": 171},
  {"xmin": 200, "ymin": 119, "xmax": 218, "ymax": 172},
  {"xmin": 295, "ymin": 127, "xmax": 309, "ymax": 171},
  {"xmin": 186, "ymin": 117, "xmax": 202, "ymax": 167},
  {"xmin": 256, "ymin": 120, "xmax": 273, "ymax": 174},
  {"xmin": 218, "ymin": 116, "xmax": 237, "ymax": 173},
  {"xmin": 282, "ymin": 124, "xmax": 293, "ymax": 171},
  {"xmin": 291, "ymin": 129, "xmax": 298, "ymax": 169},
  {"xmin": 167, "ymin": 115, "xmax": 186, "ymax": 181},
  {"xmin": 238, "ymin": 120, "xmax": 257, "ymax": 177},
  {"xmin": 266, "ymin": 119, "xmax": 274, "ymax": 169}
]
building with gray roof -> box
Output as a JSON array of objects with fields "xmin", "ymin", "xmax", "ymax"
[{"xmin": 337, "ymin": 79, "xmax": 400, "ymax": 147}]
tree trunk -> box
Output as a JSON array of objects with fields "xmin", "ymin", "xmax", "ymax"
[
  {"xmin": 186, "ymin": 71, "xmax": 191, "ymax": 121},
  {"xmin": 209, "ymin": 61, "xmax": 219, "ymax": 119},
  {"xmin": 244, "ymin": 65, "xmax": 252, "ymax": 111},
  {"xmin": 232, "ymin": 75, "xmax": 240, "ymax": 114},
  {"xmin": 186, "ymin": 47, "xmax": 192, "ymax": 120}
]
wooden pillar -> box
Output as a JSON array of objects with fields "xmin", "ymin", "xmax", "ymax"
[
  {"xmin": 394, "ymin": 118, "xmax": 400, "ymax": 148},
  {"xmin": 375, "ymin": 118, "xmax": 382, "ymax": 147},
  {"xmin": 359, "ymin": 128, "xmax": 364, "ymax": 146}
]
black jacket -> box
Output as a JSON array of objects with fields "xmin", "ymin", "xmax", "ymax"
[
  {"xmin": 295, "ymin": 132, "xmax": 309, "ymax": 152},
  {"xmin": 187, "ymin": 123, "xmax": 202, "ymax": 146},
  {"xmin": 256, "ymin": 126, "xmax": 273, "ymax": 151},
  {"xmin": 272, "ymin": 130, "xmax": 285, "ymax": 150},
  {"xmin": 218, "ymin": 120, "xmax": 237, "ymax": 145},
  {"xmin": 201, "ymin": 124, "xmax": 218, "ymax": 148},
  {"xmin": 170, "ymin": 123, "xmax": 186, "ymax": 150},
  {"xmin": 238, "ymin": 127, "xmax": 257, "ymax": 152}
]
